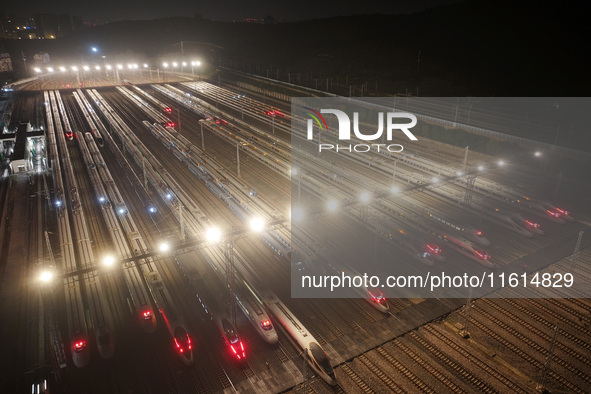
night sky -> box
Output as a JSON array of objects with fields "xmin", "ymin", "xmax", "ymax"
[{"xmin": 3, "ymin": 0, "xmax": 460, "ymax": 22}]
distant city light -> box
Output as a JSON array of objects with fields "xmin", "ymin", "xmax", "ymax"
[{"xmin": 91, "ymin": 47, "xmax": 98, "ymax": 52}]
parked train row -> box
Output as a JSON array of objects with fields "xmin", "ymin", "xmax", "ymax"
[{"xmin": 44, "ymin": 90, "xmax": 91, "ymax": 368}]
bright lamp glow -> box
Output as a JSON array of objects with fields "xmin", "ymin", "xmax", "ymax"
[
  {"xmin": 83, "ymin": 65, "xmax": 90, "ymax": 71},
  {"xmin": 103, "ymin": 256, "xmax": 115, "ymax": 267},
  {"xmin": 497, "ymin": 160, "xmax": 505, "ymax": 166},
  {"xmin": 159, "ymin": 242, "xmax": 170, "ymax": 252},
  {"xmin": 206, "ymin": 227, "xmax": 222, "ymax": 243},
  {"xmin": 39, "ymin": 270, "xmax": 53, "ymax": 283},
  {"xmin": 95, "ymin": 65, "xmax": 100, "ymax": 70},
  {"xmin": 91, "ymin": 47, "xmax": 98, "ymax": 52},
  {"xmin": 143, "ymin": 63, "xmax": 148, "ymax": 68},
  {"xmin": 360, "ymin": 191, "xmax": 371, "ymax": 203},
  {"xmin": 477, "ymin": 165, "xmax": 485, "ymax": 171},
  {"xmin": 34, "ymin": 67, "xmax": 41, "ymax": 73},
  {"xmin": 196, "ymin": 61, "xmax": 201, "ymax": 66},
  {"xmin": 106, "ymin": 65, "xmax": 112, "ymax": 70},
  {"xmin": 117, "ymin": 64, "xmax": 123, "ymax": 69},
  {"xmin": 71, "ymin": 66, "xmax": 78, "ymax": 71},
  {"xmin": 172, "ymin": 62, "xmax": 178, "ymax": 67},
  {"xmin": 431, "ymin": 177, "xmax": 439, "ymax": 183},
  {"xmin": 534, "ymin": 151, "xmax": 542, "ymax": 157},
  {"xmin": 326, "ymin": 199, "xmax": 339, "ymax": 212},
  {"xmin": 391, "ymin": 185, "xmax": 400, "ymax": 194},
  {"xmin": 182, "ymin": 62, "xmax": 187, "ymax": 66},
  {"xmin": 249, "ymin": 217, "xmax": 265, "ymax": 232},
  {"xmin": 163, "ymin": 62, "xmax": 169, "ymax": 68},
  {"xmin": 291, "ymin": 206, "xmax": 304, "ymax": 222},
  {"xmin": 59, "ymin": 66, "xmax": 66, "ymax": 72},
  {"xmin": 47, "ymin": 67, "xmax": 54, "ymax": 72}
]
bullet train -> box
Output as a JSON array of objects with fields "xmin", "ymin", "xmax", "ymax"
[
  {"xmin": 71, "ymin": 335, "xmax": 91, "ymax": 368},
  {"xmin": 215, "ymin": 315, "xmax": 247, "ymax": 361},
  {"xmin": 482, "ymin": 206, "xmax": 543, "ymax": 237},
  {"xmin": 89, "ymin": 128, "xmax": 104, "ymax": 147},
  {"xmin": 341, "ymin": 265, "xmax": 390, "ymax": 314},
  {"xmin": 442, "ymin": 234, "xmax": 494, "ymax": 268},
  {"xmin": 160, "ymin": 308, "xmax": 194, "ymax": 366},
  {"xmin": 262, "ymin": 292, "xmax": 336, "ymax": 385},
  {"xmin": 236, "ymin": 279, "xmax": 279, "ymax": 344},
  {"xmin": 517, "ymin": 198, "xmax": 573, "ymax": 223},
  {"xmin": 372, "ymin": 217, "xmax": 445, "ymax": 265},
  {"xmin": 425, "ymin": 210, "xmax": 491, "ymax": 246}
]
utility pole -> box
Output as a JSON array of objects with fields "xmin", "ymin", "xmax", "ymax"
[
  {"xmin": 177, "ymin": 107, "xmax": 181, "ymax": 133},
  {"xmin": 460, "ymin": 286, "xmax": 473, "ymax": 339},
  {"xmin": 236, "ymin": 142, "xmax": 240, "ymax": 176},
  {"xmin": 569, "ymin": 231, "xmax": 584, "ymax": 272},
  {"xmin": 225, "ymin": 240, "xmax": 237, "ymax": 326},
  {"xmin": 179, "ymin": 204, "xmax": 185, "ymax": 241},
  {"xmin": 539, "ymin": 324, "xmax": 560, "ymax": 392},
  {"xmin": 142, "ymin": 157, "xmax": 147, "ymax": 189},
  {"xmin": 463, "ymin": 174, "xmax": 477, "ymax": 207},
  {"xmin": 462, "ymin": 146, "xmax": 469, "ymax": 174},
  {"xmin": 200, "ymin": 121, "xmax": 205, "ymax": 150}
]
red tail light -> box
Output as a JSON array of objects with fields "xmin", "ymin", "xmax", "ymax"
[
  {"xmin": 164, "ymin": 107, "xmax": 172, "ymax": 113},
  {"xmin": 167, "ymin": 122, "xmax": 175, "ymax": 127},
  {"xmin": 555, "ymin": 208, "xmax": 570, "ymax": 216},
  {"xmin": 142, "ymin": 310, "xmax": 152, "ymax": 320},
  {"xmin": 525, "ymin": 220, "xmax": 540, "ymax": 228},
  {"xmin": 546, "ymin": 209, "xmax": 560, "ymax": 217},
  {"xmin": 426, "ymin": 243, "xmax": 441, "ymax": 254},
  {"xmin": 475, "ymin": 230, "xmax": 483, "ymax": 236},
  {"xmin": 74, "ymin": 340, "xmax": 86, "ymax": 352},
  {"xmin": 475, "ymin": 250, "xmax": 490, "ymax": 260}
]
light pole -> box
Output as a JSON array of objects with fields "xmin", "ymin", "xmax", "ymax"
[
  {"xmin": 236, "ymin": 142, "xmax": 241, "ymax": 176},
  {"xmin": 199, "ymin": 119, "xmax": 210, "ymax": 150}
]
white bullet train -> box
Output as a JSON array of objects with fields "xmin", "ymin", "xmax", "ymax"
[
  {"xmin": 442, "ymin": 234, "xmax": 494, "ymax": 269},
  {"xmin": 262, "ymin": 292, "xmax": 336, "ymax": 385},
  {"xmin": 236, "ymin": 279, "xmax": 279, "ymax": 344}
]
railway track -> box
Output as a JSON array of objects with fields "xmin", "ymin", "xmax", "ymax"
[{"xmin": 456, "ymin": 309, "xmax": 587, "ymax": 393}]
